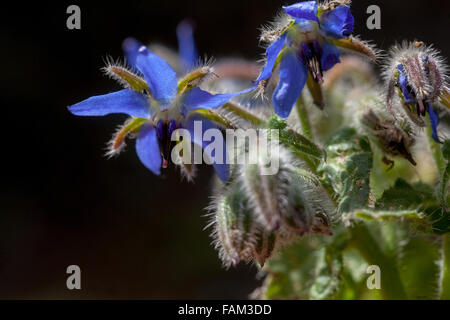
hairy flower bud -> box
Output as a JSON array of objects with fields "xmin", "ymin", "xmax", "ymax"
[
  {"xmin": 240, "ymin": 145, "xmax": 295, "ymax": 231},
  {"xmin": 338, "ymin": 84, "xmax": 418, "ymax": 167},
  {"xmin": 383, "ymin": 41, "xmax": 449, "ymax": 142},
  {"xmin": 251, "ymin": 229, "xmax": 278, "ymax": 268},
  {"xmin": 210, "ymin": 184, "xmax": 259, "ymax": 268},
  {"xmin": 239, "ymin": 140, "xmax": 333, "ymax": 235}
]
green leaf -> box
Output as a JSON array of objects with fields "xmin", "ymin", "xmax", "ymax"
[
  {"xmin": 438, "ymin": 140, "xmax": 450, "ymax": 209},
  {"xmin": 309, "ymin": 247, "xmax": 343, "ymax": 300},
  {"xmin": 264, "ymin": 237, "xmax": 321, "ymax": 299},
  {"xmin": 353, "ymin": 209, "xmax": 425, "ymax": 221},
  {"xmin": 441, "ymin": 235, "xmax": 450, "ymax": 300},
  {"xmin": 376, "ymin": 179, "xmax": 436, "ymax": 209},
  {"xmin": 376, "ymin": 178, "xmax": 449, "ymax": 234},
  {"xmin": 319, "ymin": 128, "xmax": 372, "ymax": 214},
  {"xmin": 267, "ymin": 116, "xmax": 325, "ymax": 165},
  {"xmin": 393, "ymin": 222, "xmax": 443, "ymax": 299},
  {"xmin": 264, "ymin": 226, "xmax": 349, "ymax": 300}
]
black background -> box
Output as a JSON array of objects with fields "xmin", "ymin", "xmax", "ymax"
[{"xmin": 0, "ymin": 0, "xmax": 449, "ymax": 298}]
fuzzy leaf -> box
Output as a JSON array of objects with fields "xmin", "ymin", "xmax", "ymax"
[
  {"xmin": 264, "ymin": 237, "xmax": 322, "ymax": 299},
  {"xmin": 309, "ymin": 247, "xmax": 343, "ymax": 300},
  {"xmin": 438, "ymin": 140, "xmax": 450, "ymax": 209},
  {"xmin": 267, "ymin": 116, "xmax": 325, "ymax": 161},
  {"xmin": 393, "ymin": 222, "xmax": 443, "ymax": 299},
  {"xmin": 376, "ymin": 179, "xmax": 449, "ymax": 235},
  {"xmin": 319, "ymin": 128, "xmax": 372, "ymax": 214},
  {"xmin": 354, "ymin": 209, "xmax": 425, "ymax": 221}
]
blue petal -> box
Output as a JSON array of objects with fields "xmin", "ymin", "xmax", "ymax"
[
  {"xmin": 183, "ymin": 86, "xmax": 256, "ymax": 113},
  {"xmin": 176, "ymin": 19, "xmax": 199, "ymax": 70},
  {"xmin": 273, "ymin": 50, "xmax": 308, "ymax": 118},
  {"xmin": 135, "ymin": 123, "xmax": 162, "ymax": 175},
  {"xmin": 319, "ymin": 6, "xmax": 354, "ymax": 39},
  {"xmin": 184, "ymin": 114, "xmax": 230, "ymax": 181},
  {"xmin": 255, "ymin": 34, "xmax": 286, "ymax": 83},
  {"xmin": 397, "ymin": 65, "xmax": 416, "ymax": 104},
  {"xmin": 283, "ymin": 1, "xmax": 319, "ymax": 22},
  {"xmin": 428, "ymin": 104, "xmax": 441, "ymax": 143},
  {"xmin": 68, "ymin": 89, "xmax": 151, "ymax": 118},
  {"xmin": 320, "ymin": 42, "xmax": 341, "ymax": 71},
  {"xmin": 122, "ymin": 37, "xmax": 143, "ymax": 68},
  {"xmin": 135, "ymin": 47, "xmax": 178, "ymax": 104}
]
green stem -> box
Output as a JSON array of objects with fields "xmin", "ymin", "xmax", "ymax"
[
  {"xmin": 296, "ymin": 96, "xmax": 313, "ymax": 140},
  {"xmin": 426, "ymin": 123, "xmax": 449, "ymax": 209},
  {"xmin": 350, "ymin": 222, "xmax": 408, "ymax": 300},
  {"xmin": 441, "ymin": 234, "xmax": 450, "ymax": 300},
  {"xmin": 426, "ymin": 124, "xmax": 445, "ymax": 177}
]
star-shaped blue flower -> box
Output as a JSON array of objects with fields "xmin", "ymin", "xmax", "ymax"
[
  {"xmin": 69, "ymin": 46, "xmax": 254, "ymax": 181},
  {"xmin": 256, "ymin": 1, "xmax": 354, "ymax": 118}
]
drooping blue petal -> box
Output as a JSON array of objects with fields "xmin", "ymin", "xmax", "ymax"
[
  {"xmin": 135, "ymin": 123, "xmax": 162, "ymax": 175},
  {"xmin": 320, "ymin": 42, "xmax": 341, "ymax": 71},
  {"xmin": 428, "ymin": 104, "xmax": 441, "ymax": 143},
  {"xmin": 135, "ymin": 47, "xmax": 178, "ymax": 104},
  {"xmin": 68, "ymin": 89, "xmax": 151, "ymax": 118},
  {"xmin": 283, "ymin": 1, "xmax": 319, "ymax": 22},
  {"xmin": 176, "ymin": 19, "xmax": 199, "ymax": 70},
  {"xmin": 255, "ymin": 34, "xmax": 286, "ymax": 83},
  {"xmin": 273, "ymin": 50, "xmax": 308, "ymax": 118},
  {"xmin": 319, "ymin": 5, "xmax": 354, "ymax": 39},
  {"xmin": 184, "ymin": 114, "xmax": 230, "ymax": 181},
  {"xmin": 182, "ymin": 86, "xmax": 256, "ymax": 114},
  {"xmin": 122, "ymin": 37, "xmax": 143, "ymax": 68},
  {"xmin": 397, "ymin": 65, "xmax": 416, "ymax": 105}
]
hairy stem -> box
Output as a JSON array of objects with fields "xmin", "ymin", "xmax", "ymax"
[
  {"xmin": 426, "ymin": 125, "xmax": 445, "ymax": 177},
  {"xmin": 296, "ymin": 96, "xmax": 313, "ymax": 140},
  {"xmin": 349, "ymin": 222, "xmax": 408, "ymax": 300}
]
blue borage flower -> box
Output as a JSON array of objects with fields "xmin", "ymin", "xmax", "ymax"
[
  {"xmin": 255, "ymin": 0, "xmax": 377, "ymax": 118},
  {"xmin": 384, "ymin": 41, "xmax": 449, "ymax": 143},
  {"xmin": 123, "ymin": 19, "xmax": 198, "ymax": 73},
  {"xmin": 69, "ymin": 45, "xmax": 255, "ymax": 181}
]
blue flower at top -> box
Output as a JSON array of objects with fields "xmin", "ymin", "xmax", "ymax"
[
  {"xmin": 123, "ymin": 19, "xmax": 199, "ymax": 72},
  {"xmin": 255, "ymin": 1, "xmax": 354, "ymax": 118},
  {"xmin": 68, "ymin": 46, "xmax": 254, "ymax": 181}
]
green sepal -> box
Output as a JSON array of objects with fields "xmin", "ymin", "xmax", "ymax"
[{"xmin": 106, "ymin": 65, "xmax": 149, "ymax": 93}]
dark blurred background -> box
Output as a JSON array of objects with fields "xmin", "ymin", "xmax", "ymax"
[{"xmin": 0, "ymin": 0, "xmax": 449, "ymax": 299}]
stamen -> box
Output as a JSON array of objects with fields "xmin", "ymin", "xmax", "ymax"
[
  {"xmin": 156, "ymin": 119, "xmax": 182, "ymax": 168},
  {"xmin": 299, "ymin": 40, "xmax": 324, "ymax": 83}
]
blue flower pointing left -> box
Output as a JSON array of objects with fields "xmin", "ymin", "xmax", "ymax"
[
  {"xmin": 256, "ymin": 1, "xmax": 356, "ymax": 118},
  {"xmin": 69, "ymin": 45, "xmax": 254, "ymax": 181}
]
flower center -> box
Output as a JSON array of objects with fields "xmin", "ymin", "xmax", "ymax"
[
  {"xmin": 299, "ymin": 40, "xmax": 323, "ymax": 83},
  {"xmin": 156, "ymin": 119, "xmax": 181, "ymax": 168}
]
